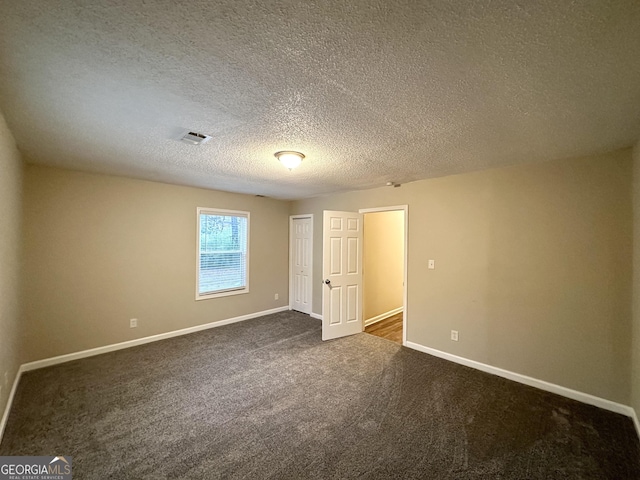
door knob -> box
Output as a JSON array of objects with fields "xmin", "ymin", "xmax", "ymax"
[{"xmin": 324, "ymin": 279, "xmax": 331, "ymax": 285}]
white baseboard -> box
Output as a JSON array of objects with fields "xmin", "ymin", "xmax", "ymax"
[
  {"xmin": 312, "ymin": 308, "xmax": 404, "ymax": 326},
  {"xmin": 631, "ymin": 408, "xmax": 640, "ymax": 439},
  {"xmin": 405, "ymin": 341, "xmax": 635, "ymax": 418},
  {"xmin": 21, "ymin": 306, "xmax": 289, "ymax": 373},
  {"xmin": 0, "ymin": 368, "xmax": 23, "ymax": 444},
  {"xmin": 364, "ymin": 307, "xmax": 403, "ymax": 327}
]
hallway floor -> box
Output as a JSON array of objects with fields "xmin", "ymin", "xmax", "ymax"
[{"xmin": 364, "ymin": 313, "xmax": 403, "ymax": 344}]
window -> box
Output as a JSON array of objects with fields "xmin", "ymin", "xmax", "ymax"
[{"xmin": 196, "ymin": 207, "xmax": 249, "ymax": 300}]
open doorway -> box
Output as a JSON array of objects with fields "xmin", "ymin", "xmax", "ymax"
[
  {"xmin": 360, "ymin": 207, "xmax": 407, "ymax": 345},
  {"xmin": 320, "ymin": 206, "xmax": 407, "ymax": 343}
]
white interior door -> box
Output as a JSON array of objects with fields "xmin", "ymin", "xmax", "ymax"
[
  {"xmin": 322, "ymin": 210, "xmax": 363, "ymax": 341},
  {"xmin": 290, "ymin": 216, "xmax": 312, "ymax": 314}
]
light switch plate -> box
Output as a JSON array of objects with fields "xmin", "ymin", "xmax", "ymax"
[{"xmin": 428, "ymin": 259, "xmax": 435, "ymax": 269}]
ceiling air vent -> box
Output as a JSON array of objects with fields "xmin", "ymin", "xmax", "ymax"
[{"xmin": 180, "ymin": 131, "xmax": 212, "ymax": 145}]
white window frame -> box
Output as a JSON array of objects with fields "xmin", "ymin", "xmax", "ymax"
[{"xmin": 196, "ymin": 207, "xmax": 250, "ymax": 300}]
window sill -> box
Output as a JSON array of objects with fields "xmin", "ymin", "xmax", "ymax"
[{"xmin": 195, "ymin": 287, "xmax": 250, "ymax": 301}]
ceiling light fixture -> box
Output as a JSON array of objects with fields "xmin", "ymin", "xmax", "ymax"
[{"xmin": 275, "ymin": 151, "xmax": 305, "ymax": 170}]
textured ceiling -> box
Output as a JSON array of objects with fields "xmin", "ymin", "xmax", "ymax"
[{"xmin": 1, "ymin": 1, "xmax": 640, "ymax": 199}]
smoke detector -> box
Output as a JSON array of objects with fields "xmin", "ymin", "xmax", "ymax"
[{"xmin": 180, "ymin": 131, "xmax": 212, "ymax": 145}]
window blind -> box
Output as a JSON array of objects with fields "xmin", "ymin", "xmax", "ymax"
[{"xmin": 198, "ymin": 211, "xmax": 248, "ymax": 296}]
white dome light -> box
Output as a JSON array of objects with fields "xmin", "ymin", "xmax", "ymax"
[{"xmin": 275, "ymin": 151, "xmax": 305, "ymax": 170}]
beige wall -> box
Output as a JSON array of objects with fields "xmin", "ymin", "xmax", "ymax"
[
  {"xmin": 363, "ymin": 211, "xmax": 404, "ymax": 321},
  {"xmin": 633, "ymin": 141, "xmax": 640, "ymax": 416},
  {"xmin": 22, "ymin": 166, "xmax": 290, "ymax": 362},
  {"xmin": 0, "ymin": 113, "xmax": 23, "ymax": 420},
  {"xmin": 292, "ymin": 150, "xmax": 632, "ymax": 404}
]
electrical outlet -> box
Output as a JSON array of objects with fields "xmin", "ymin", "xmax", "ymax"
[
  {"xmin": 130, "ymin": 318, "xmax": 138, "ymax": 328},
  {"xmin": 451, "ymin": 330, "xmax": 459, "ymax": 341},
  {"xmin": 274, "ymin": 293, "xmax": 279, "ymax": 300}
]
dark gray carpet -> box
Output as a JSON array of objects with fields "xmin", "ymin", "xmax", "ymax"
[{"xmin": 1, "ymin": 311, "xmax": 639, "ymax": 479}]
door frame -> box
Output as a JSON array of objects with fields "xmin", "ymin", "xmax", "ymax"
[
  {"xmin": 289, "ymin": 214, "xmax": 314, "ymax": 314},
  {"xmin": 359, "ymin": 205, "xmax": 408, "ymax": 346}
]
